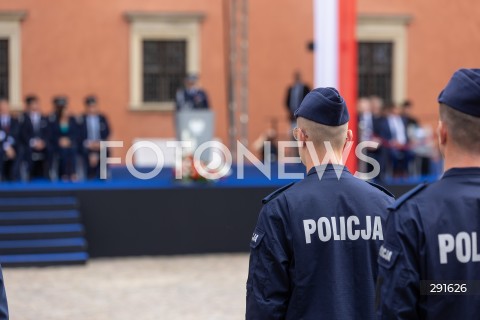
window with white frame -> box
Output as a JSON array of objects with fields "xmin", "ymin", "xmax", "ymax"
[
  {"xmin": 0, "ymin": 11, "xmax": 25, "ymax": 109},
  {"xmin": 143, "ymin": 39, "xmax": 186, "ymax": 102},
  {"xmin": 125, "ymin": 12, "xmax": 204, "ymax": 111},
  {"xmin": 358, "ymin": 42, "xmax": 394, "ymax": 103},
  {"xmin": 357, "ymin": 14, "xmax": 411, "ymax": 105},
  {"xmin": 0, "ymin": 39, "xmax": 8, "ymax": 99}
]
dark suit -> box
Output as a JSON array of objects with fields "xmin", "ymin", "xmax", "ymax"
[
  {"xmin": 374, "ymin": 115, "xmax": 412, "ymax": 178},
  {"xmin": 51, "ymin": 116, "xmax": 79, "ymax": 179},
  {"xmin": 0, "ymin": 115, "xmax": 21, "ymax": 181},
  {"xmin": 77, "ymin": 114, "xmax": 110, "ymax": 179},
  {"xmin": 285, "ymin": 83, "xmax": 310, "ymax": 121},
  {"xmin": 20, "ymin": 112, "xmax": 52, "ymax": 180}
]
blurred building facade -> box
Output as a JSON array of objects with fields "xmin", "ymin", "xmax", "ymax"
[{"xmin": 0, "ymin": 0, "xmax": 479, "ymax": 160}]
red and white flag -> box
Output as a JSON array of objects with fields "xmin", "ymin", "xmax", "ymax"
[{"xmin": 314, "ymin": 0, "xmax": 357, "ymax": 171}]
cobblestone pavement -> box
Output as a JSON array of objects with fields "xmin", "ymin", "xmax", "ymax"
[{"xmin": 3, "ymin": 254, "xmax": 249, "ymax": 320}]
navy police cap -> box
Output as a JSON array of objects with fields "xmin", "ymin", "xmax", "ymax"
[
  {"xmin": 294, "ymin": 87, "xmax": 349, "ymax": 126},
  {"xmin": 438, "ymin": 68, "xmax": 480, "ymax": 117}
]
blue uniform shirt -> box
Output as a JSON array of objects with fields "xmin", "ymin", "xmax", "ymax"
[
  {"xmin": 377, "ymin": 167, "xmax": 480, "ymax": 319},
  {"xmin": 246, "ymin": 164, "xmax": 394, "ymax": 319}
]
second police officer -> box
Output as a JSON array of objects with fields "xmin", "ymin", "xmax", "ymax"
[
  {"xmin": 246, "ymin": 87, "xmax": 394, "ymax": 319},
  {"xmin": 377, "ymin": 69, "xmax": 480, "ymax": 319}
]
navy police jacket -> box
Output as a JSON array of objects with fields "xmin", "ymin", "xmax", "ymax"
[
  {"xmin": 246, "ymin": 164, "xmax": 394, "ymax": 319},
  {"xmin": 0, "ymin": 266, "xmax": 7, "ymax": 319},
  {"xmin": 175, "ymin": 88, "xmax": 209, "ymax": 110},
  {"xmin": 377, "ymin": 167, "xmax": 480, "ymax": 319}
]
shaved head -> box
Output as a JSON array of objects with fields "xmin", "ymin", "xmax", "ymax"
[
  {"xmin": 440, "ymin": 103, "xmax": 480, "ymax": 154},
  {"xmin": 297, "ymin": 117, "xmax": 348, "ymax": 151}
]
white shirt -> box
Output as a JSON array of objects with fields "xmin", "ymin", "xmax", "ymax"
[
  {"xmin": 0, "ymin": 115, "xmax": 10, "ymax": 130},
  {"xmin": 359, "ymin": 112, "xmax": 373, "ymax": 141},
  {"xmin": 387, "ymin": 115, "xmax": 407, "ymax": 145},
  {"xmin": 87, "ymin": 115, "xmax": 100, "ymax": 141},
  {"xmin": 30, "ymin": 112, "xmax": 41, "ymax": 133}
]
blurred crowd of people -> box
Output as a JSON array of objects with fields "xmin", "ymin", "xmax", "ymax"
[
  {"xmin": 249, "ymin": 71, "xmax": 441, "ymax": 182},
  {"xmin": 357, "ymin": 96, "xmax": 438, "ymax": 180},
  {"xmin": 0, "ymin": 95, "xmax": 110, "ymax": 182}
]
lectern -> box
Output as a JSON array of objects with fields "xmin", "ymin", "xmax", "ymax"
[{"xmin": 175, "ymin": 110, "xmax": 215, "ymax": 162}]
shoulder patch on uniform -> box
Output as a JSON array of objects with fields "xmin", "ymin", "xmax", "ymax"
[
  {"xmin": 366, "ymin": 181, "xmax": 395, "ymax": 198},
  {"xmin": 388, "ymin": 183, "xmax": 428, "ymax": 211},
  {"xmin": 262, "ymin": 182, "xmax": 295, "ymax": 204},
  {"xmin": 377, "ymin": 244, "xmax": 399, "ymax": 269},
  {"xmin": 250, "ymin": 228, "xmax": 265, "ymax": 248}
]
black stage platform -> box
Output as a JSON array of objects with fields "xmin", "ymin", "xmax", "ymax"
[
  {"xmin": 0, "ymin": 182, "xmax": 414, "ymax": 258},
  {"xmin": 0, "ymin": 164, "xmax": 428, "ymax": 261}
]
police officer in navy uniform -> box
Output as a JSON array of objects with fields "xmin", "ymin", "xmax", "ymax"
[
  {"xmin": 246, "ymin": 87, "xmax": 394, "ymax": 319},
  {"xmin": 175, "ymin": 75, "xmax": 210, "ymax": 111},
  {"xmin": 377, "ymin": 68, "xmax": 480, "ymax": 319},
  {"xmin": 0, "ymin": 265, "xmax": 7, "ymax": 319}
]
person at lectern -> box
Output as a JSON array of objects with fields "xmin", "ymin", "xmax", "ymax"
[{"xmin": 175, "ymin": 75, "xmax": 210, "ymax": 111}]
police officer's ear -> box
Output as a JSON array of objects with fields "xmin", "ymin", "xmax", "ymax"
[
  {"xmin": 298, "ymin": 129, "xmax": 308, "ymax": 146},
  {"xmin": 437, "ymin": 120, "xmax": 447, "ymax": 150},
  {"xmin": 346, "ymin": 129, "xmax": 353, "ymax": 142},
  {"xmin": 342, "ymin": 129, "xmax": 353, "ymax": 151}
]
